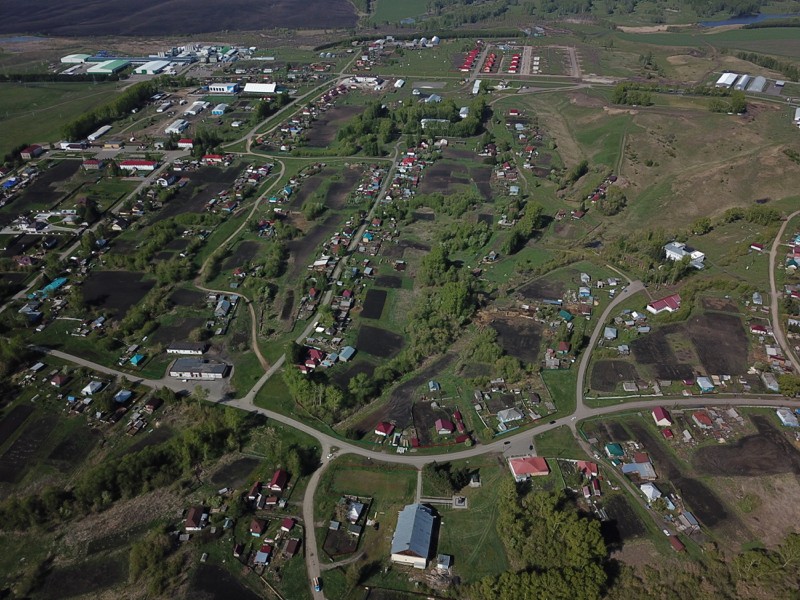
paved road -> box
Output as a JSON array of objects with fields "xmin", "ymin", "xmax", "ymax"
[{"xmin": 770, "ymin": 210, "xmax": 800, "ymax": 372}]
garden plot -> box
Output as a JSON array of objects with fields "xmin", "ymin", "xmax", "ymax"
[
  {"xmin": 356, "ymin": 324, "xmax": 404, "ymax": 358},
  {"xmin": 223, "ymin": 240, "xmax": 262, "ymax": 270},
  {"xmin": 685, "ymin": 312, "xmax": 748, "ymax": 375},
  {"xmin": 38, "ymin": 554, "xmax": 128, "ymax": 600},
  {"xmin": 149, "ymin": 317, "xmax": 205, "ymax": 345},
  {"xmin": 286, "ymin": 214, "xmax": 338, "ymax": 279},
  {"xmin": 590, "ymin": 360, "xmax": 640, "ymax": 393},
  {"xmin": 82, "ymin": 270, "xmax": 154, "ymax": 318},
  {"xmin": 153, "ymin": 165, "xmax": 240, "ymax": 222},
  {"xmin": 190, "ymin": 564, "xmax": 261, "ymax": 600},
  {"xmin": 305, "ymin": 105, "xmax": 363, "ymax": 148},
  {"xmin": 0, "ymin": 414, "xmax": 58, "ymax": 483},
  {"xmin": 210, "ymin": 456, "xmax": 261, "ymax": 488},
  {"xmin": 361, "ymin": 289, "xmax": 387, "ymax": 320},
  {"xmin": 0, "ymin": 404, "xmax": 34, "ymax": 447},
  {"xmin": 169, "ymin": 288, "xmax": 205, "ymax": 306},
  {"xmin": 419, "ymin": 161, "xmax": 472, "ymax": 195},
  {"xmin": 490, "ymin": 318, "xmax": 542, "ymax": 363},
  {"xmin": 516, "ymin": 277, "xmax": 567, "ymax": 302},
  {"xmin": 375, "ymin": 275, "xmax": 401, "ymax": 288},
  {"xmin": 601, "ymin": 494, "xmax": 646, "ymax": 547},
  {"xmin": 630, "ymin": 327, "xmax": 694, "ymax": 380}
]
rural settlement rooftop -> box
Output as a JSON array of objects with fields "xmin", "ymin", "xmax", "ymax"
[{"xmin": 391, "ymin": 503, "xmax": 435, "ymax": 559}]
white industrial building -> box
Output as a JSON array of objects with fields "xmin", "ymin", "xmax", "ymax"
[
  {"xmin": 208, "ymin": 82, "xmax": 239, "ymax": 94},
  {"xmin": 87, "ymin": 125, "xmax": 112, "ymax": 141},
  {"xmin": 733, "ymin": 74, "xmax": 751, "ymax": 91},
  {"xmin": 747, "ymin": 75, "xmax": 767, "ymax": 93},
  {"xmin": 166, "ymin": 342, "xmax": 207, "ymax": 355},
  {"xmin": 472, "ymin": 79, "xmax": 482, "ymax": 95},
  {"xmin": 165, "ymin": 119, "xmax": 189, "ymax": 135},
  {"xmin": 185, "ymin": 101, "xmax": 210, "ymax": 116},
  {"xmin": 794, "ymin": 107, "xmax": 800, "ymax": 127},
  {"xmin": 134, "ymin": 60, "xmax": 171, "ymax": 75},
  {"xmin": 715, "ymin": 72, "xmax": 738, "ymax": 88},
  {"xmin": 664, "ymin": 241, "xmax": 705, "ymax": 269},
  {"xmin": 394, "ymin": 79, "xmax": 405, "ymax": 89},
  {"xmin": 61, "ymin": 53, "xmax": 91, "ymax": 64},
  {"xmin": 243, "ymin": 82, "xmax": 277, "ymax": 94},
  {"xmin": 169, "ymin": 358, "xmax": 229, "ymax": 380},
  {"xmin": 211, "ymin": 103, "xmax": 229, "ymax": 115}
]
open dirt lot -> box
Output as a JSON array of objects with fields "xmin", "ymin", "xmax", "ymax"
[
  {"xmin": 286, "ymin": 214, "xmax": 338, "ymax": 278},
  {"xmin": 419, "ymin": 161, "xmax": 472, "ymax": 195},
  {"xmin": 82, "ymin": 270, "xmax": 154, "ymax": 318},
  {"xmin": 686, "ymin": 312, "xmax": 748, "ymax": 375},
  {"xmin": 516, "ymin": 276, "xmax": 566, "ymax": 301},
  {"xmin": 591, "ymin": 360, "xmax": 640, "ymax": 392},
  {"xmin": 150, "ymin": 317, "xmax": 205, "ymax": 345},
  {"xmin": 0, "ymin": 161, "xmax": 81, "ymax": 225},
  {"xmin": 470, "ymin": 166, "xmax": 493, "ymax": 200},
  {"xmin": 323, "ymin": 527, "xmax": 359, "ymax": 557},
  {"xmin": 490, "ymin": 318, "xmax": 542, "ymax": 363},
  {"xmin": 361, "ymin": 289, "xmax": 387, "ymax": 320},
  {"xmin": 375, "ymin": 275, "xmax": 401, "ymax": 288},
  {"xmin": 0, "ymin": 0, "xmax": 357, "ymax": 35},
  {"xmin": 627, "ymin": 421, "xmax": 733, "ymax": 531},
  {"xmin": 356, "ymin": 325, "xmax": 404, "ymax": 359},
  {"xmin": 190, "ymin": 564, "xmax": 261, "ymax": 600},
  {"xmin": 630, "ymin": 326, "xmax": 694, "ymax": 380},
  {"xmin": 46, "ymin": 426, "xmax": 100, "ymax": 471},
  {"xmin": 169, "ymin": 287, "xmax": 205, "ymax": 306},
  {"xmin": 306, "ymin": 105, "xmax": 363, "ymax": 148},
  {"xmin": 325, "ymin": 169, "xmax": 362, "ymax": 209},
  {"xmin": 694, "ymin": 416, "xmax": 800, "ymax": 477}
]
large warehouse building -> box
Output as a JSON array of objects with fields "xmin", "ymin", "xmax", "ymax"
[
  {"xmin": 208, "ymin": 82, "xmax": 239, "ymax": 94},
  {"xmin": 243, "ymin": 82, "xmax": 277, "ymax": 94},
  {"xmin": 715, "ymin": 72, "xmax": 738, "ymax": 88},
  {"xmin": 169, "ymin": 358, "xmax": 229, "ymax": 380},
  {"xmin": 61, "ymin": 54, "xmax": 91, "ymax": 64},
  {"xmin": 134, "ymin": 60, "xmax": 171, "ymax": 75},
  {"xmin": 87, "ymin": 59, "xmax": 130, "ymax": 74},
  {"xmin": 165, "ymin": 119, "xmax": 189, "ymax": 135}
]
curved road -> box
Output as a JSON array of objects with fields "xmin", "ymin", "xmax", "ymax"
[{"xmin": 769, "ymin": 210, "xmax": 800, "ymax": 372}]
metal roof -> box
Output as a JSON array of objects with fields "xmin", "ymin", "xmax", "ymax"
[{"xmin": 391, "ymin": 504, "xmax": 435, "ymax": 558}]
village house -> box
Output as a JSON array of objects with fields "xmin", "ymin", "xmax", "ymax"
[
  {"xmin": 652, "ymin": 407, "xmax": 672, "ymax": 427},
  {"xmin": 269, "ymin": 468, "xmax": 288, "ymax": 492},
  {"xmin": 185, "ymin": 506, "xmax": 208, "ymax": 531},
  {"xmin": 508, "ymin": 456, "xmax": 550, "ymax": 481}
]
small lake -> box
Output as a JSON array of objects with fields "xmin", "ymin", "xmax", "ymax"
[{"xmin": 699, "ymin": 13, "xmax": 800, "ymax": 27}]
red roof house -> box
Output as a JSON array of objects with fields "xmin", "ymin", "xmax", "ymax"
[
  {"xmin": 250, "ymin": 518, "xmax": 267, "ymax": 536},
  {"xmin": 576, "ymin": 461, "xmax": 599, "ymax": 478},
  {"xmin": 508, "ymin": 456, "xmax": 550, "ymax": 481},
  {"xmin": 375, "ymin": 422, "xmax": 395, "ymax": 436},
  {"xmin": 692, "ymin": 411, "xmax": 713, "ymax": 430},
  {"xmin": 435, "ymin": 418, "xmax": 455, "ymax": 435},
  {"xmin": 669, "ymin": 536, "xmax": 686, "ymax": 552},
  {"xmin": 269, "ymin": 469, "xmax": 288, "ymax": 492},
  {"xmin": 652, "ymin": 407, "xmax": 672, "ymax": 427},
  {"xmin": 281, "ymin": 517, "xmax": 295, "ymax": 532},
  {"xmin": 647, "ymin": 293, "xmax": 682, "ymax": 315}
]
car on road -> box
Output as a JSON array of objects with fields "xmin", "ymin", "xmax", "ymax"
[
  {"xmin": 662, "ymin": 529, "xmax": 670, "ymax": 536},
  {"xmin": 313, "ymin": 577, "xmax": 321, "ymax": 592},
  {"xmin": 503, "ymin": 441, "xmax": 511, "ymax": 445},
  {"xmin": 549, "ymin": 420, "xmax": 556, "ymax": 425}
]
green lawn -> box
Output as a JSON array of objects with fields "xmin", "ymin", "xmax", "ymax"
[
  {"xmin": 372, "ymin": 0, "xmax": 428, "ymax": 22},
  {"xmin": 431, "ymin": 456, "xmax": 510, "ymax": 582},
  {"xmin": 541, "ymin": 369, "xmax": 577, "ymax": 415},
  {"xmin": 0, "ymin": 81, "xmax": 123, "ymax": 157},
  {"xmin": 533, "ymin": 425, "xmax": 584, "ymax": 459}
]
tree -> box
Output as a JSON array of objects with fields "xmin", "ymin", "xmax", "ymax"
[
  {"xmin": 596, "ymin": 187, "xmax": 627, "ymax": 216},
  {"xmin": 691, "ymin": 217, "xmax": 713, "ymax": 235},
  {"xmin": 778, "ymin": 374, "xmax": 800, "ymax": 397}
]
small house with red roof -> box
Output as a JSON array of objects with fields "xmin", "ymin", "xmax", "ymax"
[
  {"xmin": 749, "ymin": 243, "xmax": 764, "ymax": 252},
  {"xmin": 750, "ymin": 323, "xmax": 768, "ymax": 335},
  {"xmin": 662, "ymin": 428, "xmax": 674, "ymax": 440},
  {"xmin": 647, "ymin": 294, "xmax": 681, "ymax": 315},
  {"xmin": 20, "ymin": 145, "xmax": 44, "ymax": 160},
  {"xmin": 177, "ymin": 138, "xmax": 194, "ymax": 149},
  {"xmin": 576, "ymin": 461, "xmax": 599, "ymax": 478},
  {"xmin": 120, "ymin": 159, "xmax": 157, "ymax": 172},
  {"xmin": 669, "ymin": 536, "xmax": 685, "ymax": 552},
  {"xmin": 281, "ymin": 517, "xmax": 295, "ymax": 532},
  {"xmin": 508, "ymin": 456, "xmax": 550, "ymax": 481},
  {"xmin": 692, "ymin": 411, "xmax": 713, "ymax": 430},
  {"xmin": 203, "ymin": 154, "xmax": 225, "ymax": 164},
  {"xmin": 82, "ymin": 158, "xmax": 104, "ymax": 170},
  {"xmin": 652, "ymin": 407, "xmax": 672, "ymax": 427},
  {"xmin": 375, "ymin": 422, "xmax": 395, "ymax": 437},
  {"xmin": 250, "ymin": 519, "xmax": 267, "ymax": 536},
  {"xmin": 557, "ymin": 341, "xmax": 571, "ymax": 355},
  {"xmin": 435, "ymin": 418, "xmax": 455, "ymax": 435},
  {"xmin": 247, "ymin": 481, "xmax": 262, "ymax": 501},
  {"xmin": 269, "ymin": 469, "xmax": 288, "ymax": 492}
]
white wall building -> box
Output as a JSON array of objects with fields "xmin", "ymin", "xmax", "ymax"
[{"xmin": 664, "ymin": 241, "xmax": 705, "ymax": 269}]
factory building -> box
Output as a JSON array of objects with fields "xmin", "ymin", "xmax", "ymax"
[
  {"xmin": 208, "ymin": 82, "xmax": 239, "ymax": 94},
  {"xmin": 211, "ymin": 103, "xmax": 229, "ymax": 115},
  {"xmin": 242, "ymin": 82, "xmax": 277, "ymax": 94},
  {"xmin": 87, "ymin": 59, "xmax": 130, "ymax": 74},
  {"xmin": 747, "ymin": 76, "xmax": 767, "ymax": 93},
  {"xmin": 61, "ymin": 54, "xmax": 91, "ymax": 64},
  {"xmin": 715, "ymin": 72, "xmax": 738, "ymax": 88},
  {"xmin": 165, "ymin": 119, "xmax": 189, "ymax": 135},
  {"xmin": 134, "ymin": 60, "xmax": 171, "ymax": 75}
]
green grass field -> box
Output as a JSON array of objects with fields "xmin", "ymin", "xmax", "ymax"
[
  {"xmin": 533, "ymin": 425, "xmax": 584, "ymax": 459},
  {"xmin": 0, "ymin": 82, "xmax": 123, "ymax": 157},
  {"xmin": 617, "ymin": 27, "xmax": 800, "ymax": 58},
  {"xmin": 371, "ymin": 0, "xmax": 429, "ymax": 22}
]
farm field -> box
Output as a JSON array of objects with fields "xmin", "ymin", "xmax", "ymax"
[{"xmin": 371, "ymin": 0, "xmax": 429, "ymax": 23}]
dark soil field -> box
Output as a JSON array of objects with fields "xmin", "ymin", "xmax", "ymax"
[
  {"xmin": 150, "ymin": 317, "xmax": 205, "ymax": 344},
  {"xmin": 516, "ymin": 277, "xmax": 566, "ymax": 301},
  {"xmin": 485, "ymin": 393, "xmax": 515, "ymax": 414},
  {"xmin": 306, "ymin": 106, "xmax": 363, "ymax": 148},
  {"xmin": 352, "ymin": 352, "xmax": 457, "ymax": 436},
  {"xmin": 280, "ymin": 290, "xmax": 295, "ymax": 321},
  {"xmin": 154, "ymin": 166, "xmax": 239, "ymax": 223},
  {"xmin": 82, "ymin": 270, "xmax": 154, "ymax": 318},
  {"xmin": 12, "ymin": 161, "xmax": 79, "ymax": 210},
  {"xmin": 191, "ymin": 564, "xmax": 261, "ymax": 600},
  {"xmin": 210, "ymin": 456, "xmax": 260, "ymax": 488},
  {"xmin": 419, "ymin": 161, "xmax": 471, "ymax": 195},
  {"xmin": 1, "ymin": 0, "xmax": 357, "ymax": 35},
  {"xmin": 694, "ymin": 415, "xmax": 800, "ymax": 476},
  {"xmin": 1, "ymin": 234, "xmax": 45, "ymax": 257},
  {"xmin": 0, "ymin": 414, "xmax": 58, "ymax": 483},
  {"xmin": 591, "ymin": 360, "xmax": 639, "ymax": 392},
  {"xmin": 325, "ymin": 169, "xmax": 362, "ymax": 209},
  {"xmin": 413, "ymin": 211, "xmax": 435, "ymax": 221},
  {"xmin": 470, "ymin": 166, "xmax": 493, "ymax": 200},
  {"xmin": 39, "ymin": 554, "xmax": 128, "ymax": 599},
  {"xmin": 323, "ymin": 528, "xmax": 359, "ymax": 557},
  {"xmin": 490, "ymin": 319, "xmax": 542, "ymax": 363},
  {"xmin": 701, "ymin": 297, "xmax": 739, "ymax": 312},
  {"xmin": 375, "ymin": 275, "xmax": 401, "ymax": 288},
  {"xmin": 0, "ymin": 405, "xmax": 34, "ymax": 446},
  {"xmin": 478, "ymin": 213, "xmax": 493, "ymax": 226},
  {"xmin": 289, "ymin": 170, "xmax": 329, "ymax": 209},
  {"xmin": 627, "ymin": 421, "xmax": 731, "ymax": 529},
  {"xmin": 361, "ymin": 289, "xmax": 387, "ymax": 320},
  {"xmin": 223, "ymin": 240, "xmax": 262, "ymax": 270},
  {"xmin": 170, "ymin": 287, "xmax": 205, "ymax": 306},
  {"xmin": 46, "ymin": 426, "xmax": 100, "ymax": 471},
  {"xmin": 630, "ymin": 326, "xmax": 694, "ymax": 380},
  {"xmin": 0, "ymin": 271, "xmax": 28, "ymax": 296},
  {"xmin": 357, "ymin": 325, "xmax": 404, "ymax": 358},
  {"xmin": 443, "ymin": 148, "xmax": 478, "ymax": 160},
  {"xmin": 127, "ymin": 426, "xmax": 173, "ymax": 454},
  {"xmin": 286, "ymin": 214, "xmax": 338, "ymax": 278},
  {"xmin": 602, "ymin": 493, "xmax": 646, "ymax": 548},
  {"xmin": 686, "ymin": 312, "xmax": 748, "ymax": 374}
]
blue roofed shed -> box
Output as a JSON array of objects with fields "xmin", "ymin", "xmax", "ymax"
[
  {"xmin": 339, "ymin": 346, "xmax": 356, "ymax": 362},
  {"xmin": 130, "ymin": 354, "xmax": 145, "ymax": 366}
]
